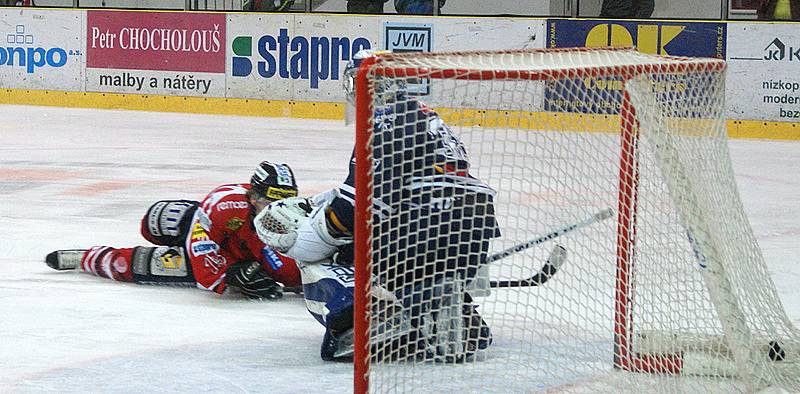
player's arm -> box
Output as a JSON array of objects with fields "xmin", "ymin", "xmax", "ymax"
[
  {"xmin": 186, "ymin": 218, "xmax": 235, "ymax": 294},
  {"xmin": 224, "ymin": 260, "xmax": 283, "ymax": 300},
  {"xmin": 256, "ymin": 98, "xmax": 458, "ymax": 263},
  {"xmin": 191, "ymin": 216, "xmax": 284, "ymax": 299},
  {"xmin": 255, "ymin": 101, "xmax": 430, "ymax": 262}
]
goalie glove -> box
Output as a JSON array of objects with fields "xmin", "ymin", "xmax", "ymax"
[
  {"xmin": 225, "ymin": 261, "xmax": 283, "ymax": 300},
  {"xmin": 254, "ymin": 196, "xmax": 315, "ymax": 252},
  {"xmin": 285, "ymin": 204, "xmax": 351, "ymax": 263}
]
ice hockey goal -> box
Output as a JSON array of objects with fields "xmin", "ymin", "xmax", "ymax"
[{"xmin": 352, "ymin": 47, "xmax": 800, "ymax": 393}]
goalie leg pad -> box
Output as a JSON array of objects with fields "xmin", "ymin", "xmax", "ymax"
[
  {"xmin": 463, "ymin": 304, "xmax": 492, "ymax": 353},
  {"xmin": 299, "ymin": 261, "xmax": 355, "ymax": 325},
  {"xmin": 295, "ymin": 260, "xmax": 359, "ymax": 361},
  {"xmin": 397, "ymin": 276, "xmax": 491, "ymax": 363},
  {"xmin": 140, "ymin": 200, "xmax": 199, "ymax": 246},
  {"xmin": 319, "ymin": 287, "xmax": 356, "ymax": 361},
  {"xmin": 131, "ymin": 246, "xmax": 195, "ymax": 285}
]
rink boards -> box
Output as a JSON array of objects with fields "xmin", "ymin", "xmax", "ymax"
[{"xmin": 0, "ymin": 8, "xmax": 797, "ymax": 138}]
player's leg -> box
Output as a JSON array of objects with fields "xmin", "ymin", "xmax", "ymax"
[
  {"xmin": 394, "ymin": 0, "xmax": 445, "ymax": 14},
  {"xmin": 45, "ymin": 249, "xmax": 89, "ymax": 271},
  {"xmin": 312, "ymin": 269, "xmax": 417, "ymax": 362},
  {"xmin": 395, "ymin": 274, "xmax": 467, "ymax": 362},
  {"xmin": 298, "ymin": 260, "xmax": 357, "ymax": 361},
  {"xmin": 392, "ymin": 279, "xmax": 491, "ymax": 362},
  {"xmin": 46, "ymin": 247, "xmax": 135, "ymax": 282},
  {"xmin": 388, "ymin": 221, "xmax": 493, "ymax": 362},
  {"xmin": 129, "ymin": 246, "xmax": 195, "ymax": 285},
  {"xmin": 139, "ymin": 200, "xmax": 199, "ymax": 246},
  {"xmin": 439, "ymin": 205, "xmax": 496, "ymax": 359},
  {"xmin": 45, "ymin": 246, "xmax": 194, "ymax": 286},
  {"xmin": 462, "ymin": 292, "xmax": 492, "ymax": 354},
  {"xmin": 455, "ymin": 237, "xmax": 494, "ymax": 356}
]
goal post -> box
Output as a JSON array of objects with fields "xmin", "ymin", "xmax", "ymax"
[{"xmin": 353, "ymin": 47, "xmax": 800, "ymax": 393}]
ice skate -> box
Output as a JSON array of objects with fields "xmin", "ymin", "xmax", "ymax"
[
  {"xmin": 45, "ymin": 249, "xmax": 86, "ymax": 271},
  {"xmin": 321, "ymin": 328, "xmax": 354, "ymax": 361}
]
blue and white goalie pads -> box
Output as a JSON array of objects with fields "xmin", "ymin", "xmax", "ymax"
[{"xmin": 298, "ymin": 260, "xmax": 356, "ymax": 329}]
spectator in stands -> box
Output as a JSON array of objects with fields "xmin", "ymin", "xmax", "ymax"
[
  {"xmin": 348, "ymin": 0, "xmax": 390, "ymax": 13},
  {"xmin": 757, "ymin": 0, "xmax": 800, "ymax": 19},
  {"xmin": 395, "ymin": 0, "xmax": 446, "ymax": 14},
  {"xmin": 599, "ymin": 0, "xmax": 654, "ymax": 18},
  {"xmin": 245, "ymin": 0, "xmax": 294, "ymax": 11},
  {"xmin": 2, "ymin": 0, "xmax": 35, "ymax": 5}
]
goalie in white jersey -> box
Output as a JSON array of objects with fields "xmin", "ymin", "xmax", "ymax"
[{"xmin": 256, "ymin": 50, "xmax": 501, "ymax": 362}]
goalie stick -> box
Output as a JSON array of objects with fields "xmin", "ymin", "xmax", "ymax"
[
  {"xmin": 490, "ymin": 244, "xmax": 566, "ymax": 288},
  {"xmin": 488, "ymin": 208, "xmax": 614, "ymax": 288},
  {"xmin": 337, "ymin": 211, "xmax": 613, "ymax": 360}
]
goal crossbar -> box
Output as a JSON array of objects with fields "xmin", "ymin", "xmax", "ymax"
[{"xmin": 365, "ymin": 47, "xmax": 725, "ymax": 82}]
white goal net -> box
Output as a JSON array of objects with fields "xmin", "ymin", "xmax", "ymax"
[{"xmin": 351, "ymin": 48, "xmax": 800, "ymax": 393}]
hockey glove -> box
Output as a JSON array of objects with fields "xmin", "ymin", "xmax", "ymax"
[
  {"xmin": 225, "ymin": 261, "xmax": 283, "ymax": 300},
  {"xmin": 254, "ymin": 196, "xmax": 315, "ymax": 252},
  {"xmin": 285, "ymin": 204, "xmax": 351, "ymax": 263}
]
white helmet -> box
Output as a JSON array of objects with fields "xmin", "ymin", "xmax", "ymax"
[{"xmin": 342, "ymin": 49, "xmax": 388, "ymax": 105}]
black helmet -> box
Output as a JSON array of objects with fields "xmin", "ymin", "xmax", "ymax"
[{"xmin": 250, "ymin": 161, "xmax": 298, "ymax": 201}]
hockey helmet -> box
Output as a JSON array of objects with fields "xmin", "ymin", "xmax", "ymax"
[
  {"xmin": 342, "ymin": 49, "xmax": 394, "ymax": 105},
  {"xmin": 250, "ymin": 161, "xmax": 298, "ymax": 202}
]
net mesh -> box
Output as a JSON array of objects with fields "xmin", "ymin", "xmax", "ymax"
[{"xmin": 354, "ymin": 48, "xmax": 800, "ymax": 393}]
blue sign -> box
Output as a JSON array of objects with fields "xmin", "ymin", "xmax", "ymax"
[
  {"xmin": 544, "ymin": 20, "xmax": 726, "ymax": 114},
  {"xmin": 231, "ymin": 28, "xmax": 371, "ymax": 89},
  {"xmin": 2, "ymin": 24, "xmax": 70, "ymax": 74}
]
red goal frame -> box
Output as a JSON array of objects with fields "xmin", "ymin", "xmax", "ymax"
[{"xmin": 352, "ymin": 47, "xmax": 726, "ymax": 393}]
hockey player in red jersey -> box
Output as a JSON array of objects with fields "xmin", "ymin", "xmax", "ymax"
[{"xmin": 45, "ymin": 161, "xmax": 302, "ymax": 300}]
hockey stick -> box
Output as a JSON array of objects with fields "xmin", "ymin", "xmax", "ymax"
[
  {"xmin": 490, "ymin": 244, "xmax": 566, "ymax": 288},
  {"xmin": 488, "ymin": 208, "xmax": 614, "ymax": 288},
  {"xmin": 485, "ymin": 208, "xmax": 613, "ymax": 264}
]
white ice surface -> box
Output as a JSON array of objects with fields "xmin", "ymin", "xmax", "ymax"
[{"xmin": 0, "ymin": 105, "xmax": 798, "ymax": 393}]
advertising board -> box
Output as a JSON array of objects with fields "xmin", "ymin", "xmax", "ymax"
[
  {"xmin": 0, "ymin": 9, "xmax": 83, "ymax": 91},
  {"xmin": 379, "ymin": 17, "xmax": 545, "ymax": 110},
  {"xmin": 727, "ymin": 24, "xmax": 800, "ymax": 122},
  {"xmin": 546, "ymin": 20, "xmax": 726, "ymax": 114},
  {"xmin": 85, "ymin": 11, "xmax": 226, "ymax": 97},
  {"xmin": 226, "ymin": 14, "xmax": 377, "ymax": 102}
]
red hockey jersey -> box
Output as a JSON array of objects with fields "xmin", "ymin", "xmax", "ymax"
[{"xmin": 186, "ymin": 183, "xmax": 301, "ymax": 293}]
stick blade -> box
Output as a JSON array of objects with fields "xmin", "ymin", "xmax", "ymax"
[
  {"xmin": 489, "ymin": 244, "xmax": 568, "ymax": 288},
  {"xmin": 596, "ymin": 208, "xmax": 615, "ymax": 221},
  {"xmin": 547, "ymin": 244, "xmax": 568, "ymax": 271}
]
